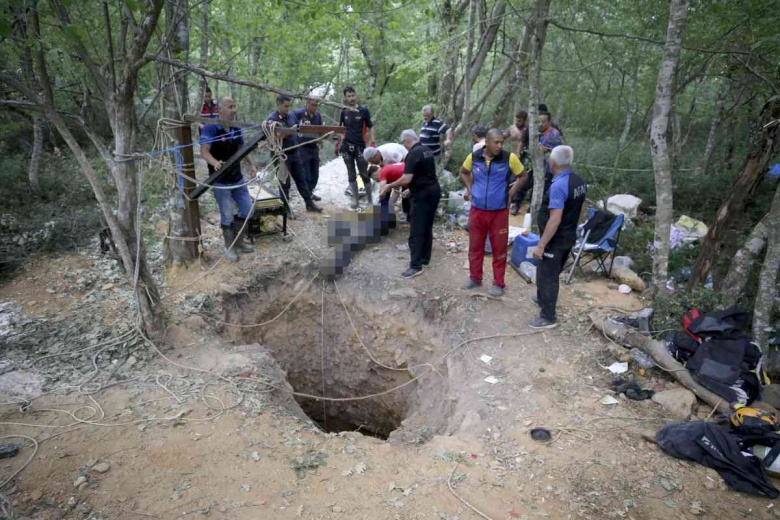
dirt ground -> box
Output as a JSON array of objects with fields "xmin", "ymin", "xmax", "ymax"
[{"xmin": 2, "ymin": 159, "xmax": 779, "ymax": 520}]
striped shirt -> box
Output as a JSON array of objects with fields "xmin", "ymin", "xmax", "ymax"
[{"xmin": 420, "ymin": 117, "xmax": 449, "ymax": 156}]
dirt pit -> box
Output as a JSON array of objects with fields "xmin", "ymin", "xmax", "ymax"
[{"xmin": 218, "ymin": 275, "xmax": 451, "ymax": 441}]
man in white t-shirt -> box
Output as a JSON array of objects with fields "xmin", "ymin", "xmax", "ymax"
[
  {"xmin": 363, "ymin": 142, "xmax": 408, "ymax": 166},
  {"xmin": 471, "ymin": 125, "xmax": 487, "ymax": 152}
]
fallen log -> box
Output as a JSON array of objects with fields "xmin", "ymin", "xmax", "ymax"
[{"xmin": 590, "ymin": 312, "xmax": 731, "ymax": 414}]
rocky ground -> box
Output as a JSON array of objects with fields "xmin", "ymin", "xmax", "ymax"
[{"xmin": 1, "ymin": 158, "xmax": 779, "ymax": 520}]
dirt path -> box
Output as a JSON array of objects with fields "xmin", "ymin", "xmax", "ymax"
[{"xmin": 1, "ymin": 167, "xmax": 778, "ymax": 519}]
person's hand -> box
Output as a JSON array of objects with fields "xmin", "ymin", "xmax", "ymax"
[
  {"xmin": 213, "ymin": 160, "xmax": 224, "ymax": 170},
  {"xmin": 370, "ymin": 141, "xmax": 376, "ymax": 148},
  {"xmin": 533, "ymin": 246, "xmax": 543, "ymax": 261},
  {"xmin": 402, "ymin": 189, "xmax": 410, "ymax": 199},
  {"xmin": 379, "ymin": 185, "xmax": 390, "ymax": 198},
  {"xmin": 463, "ymin": 190, "xmax": 470, "ymax": 201},
  {"xmin": 444, "ymin": 140, "xmax": 452, "ymax": 150},
  {"xmin": 248, "ymin": 166, "xmax": 258, "ymax": 178}
]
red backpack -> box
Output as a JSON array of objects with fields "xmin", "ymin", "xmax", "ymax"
[{"xmin": 682, "ymin": 309, "xmax": 704, "ymax": 342}]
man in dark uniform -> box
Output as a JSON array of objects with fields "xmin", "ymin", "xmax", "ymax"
[
  {"xmin": 336, "ymin": 86, "xmax": 375, "ymax": 209},
  {"xmin": 531, "ymin": 145, "xmax": 587, "ymax": 329},
  {"xmin": 292, "ymin": 98, "xmax": 323, "ymax": 201},
  {"xmin": 268, "ymin": 95, "xmax": 323, "ymax": 214},
  {"xmin": 200, "ymin": 97, "xmax": 257, "ymax": 263},
  {"xmin": 379, "ymin": 129, "xmax": 441, "ymax": 279}
]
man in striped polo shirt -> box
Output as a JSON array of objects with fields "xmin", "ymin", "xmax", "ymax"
[{"xmin": 420, "ymin": 105, "xmax": 452, "ymax": 160}]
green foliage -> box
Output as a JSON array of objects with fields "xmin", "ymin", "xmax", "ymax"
[{"xmin": 654, "ymin": 287, "xmax": 726, "ymax": 334}]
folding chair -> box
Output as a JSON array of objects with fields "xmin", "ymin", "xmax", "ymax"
[{"xmin": 565, "ymin": 208, "xmax": 624, "ymax": 285}]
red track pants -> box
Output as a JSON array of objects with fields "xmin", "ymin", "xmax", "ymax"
[{"xmin": 468, "ymin": 206, "xmax": 509, "ymax": 288}]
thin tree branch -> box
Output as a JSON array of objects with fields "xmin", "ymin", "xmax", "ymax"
[
  {"xmin": 548, "ymin": 19, "xmax": 754, "ymax": 56},
  {"xmin": 145, "ymin": 55, "xmax": 357, "ymax": 110}
]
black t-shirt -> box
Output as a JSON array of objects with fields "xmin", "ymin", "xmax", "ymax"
[
  {"xmin": 403, "ymin": 143, "xmax": 438, "ymax": 192},
  {"xmin": 339, "ymin": 105, "xmax": 373, "ymax": 146},
  {"xmin": 201, "ymin": 123, "xmax": 245, "ymax": 184}
]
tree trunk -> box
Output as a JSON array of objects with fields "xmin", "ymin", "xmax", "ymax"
[
  {"xmin": 490, "ymin": 23, "xmax": 533, "ymax": 129},
  {"xmin": 457, "ymin": 0, "xmax": 477, "ymax": 135},
  {"xmin": 649, "ymin": 0, "xmax": 690, "ymax": 298},
  {"xmin": 690, "ymin": 96, "xmax": 780, "ymax": 287},
  {"xmin": 753, "ymin": 181, "xmax": 780, "ymax": 347},
  {"xmin": 162, "ymin": 0, "xmax": 195, "ymax": 267},
  {"xmin": 28, "ymin": 115, "xmax": 44, "ymax": 194},
  {"xmin": 721, "ymin": 217, "xmax": 768, "ymax": 306},
  {"xmin": 527, "ymin": 0, "xmax": 552, "ymax": 228},
  {"xmin": 618, "ymin": 44, "xmax": 642, "ymax": 149},
  {"xmin": 437, "ymin": 0, "xmax": 469, "ymax": 121},
  {"xmin": 695, "ymin": 80, "xmax": 729, "ymax": 175},
  {"xmin": 198, "ymin": 0, "xmax": 209, "ymax": 102}
]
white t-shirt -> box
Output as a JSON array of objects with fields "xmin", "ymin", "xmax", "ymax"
[
  {"xmin": 472, "ymin": 139, "xmax": 486, "ymax": 152},
  {"xmin": 377, "ymin": 143, "xmax": 408, "ymax": 165}
]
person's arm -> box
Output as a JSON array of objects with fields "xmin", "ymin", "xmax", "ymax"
[
  {"xmin": 243, "ymin": 156, "xmax": 257, "ymax": 178},
  {"xmin": 534, "ymin": 209, "xmax": 563, "ymax": 259},
  {"xmin": 379, "ymin": 174, "xmax": 413, "ymax": 196},
  {"xmin": 200, "ymin": 143, "xmax": 222, "ymax": 170},
  {"xmin": 335, "ymin": 111, "xmax": 345, "ymax": 155},
  {"xmin": 368, "ymin": 126, "xmax": 376, "ymax": 147},
  {"xmin": 506, "ymin": 152, "xmax": 526, "ymax": 202},
  {"xmin": 459, "ymin": 167, "xmax": 472, "ymax": 200}
]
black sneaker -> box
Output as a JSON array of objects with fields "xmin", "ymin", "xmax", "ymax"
[
  {"xmin": 306, "ymin": 201, "xmax": 323, "ymax": 212},
  {"xmin": 401, "ymin": 267, "xmax": 423, "ymax": 279},
  {"xmin": 311, "ymin": 194, "xmax": 322, "ymax": 201},
  {"xmin": 530, "ymin": 316, "xmax": 557, "ymax": 329}
]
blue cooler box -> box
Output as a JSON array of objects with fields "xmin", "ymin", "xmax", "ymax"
[{"xmin": 510, "ymin": 232, "xmax": 540, "ymax": 267}]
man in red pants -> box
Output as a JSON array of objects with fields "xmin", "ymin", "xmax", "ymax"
[{"xmin": 459, "ymin": 129, "xmax": 527, "ymax": 296}]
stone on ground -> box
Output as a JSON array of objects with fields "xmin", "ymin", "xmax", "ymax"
[
  {"xmin": 652, "ymin": 388, "xmax": 696, "ymax": 420},
  {"xmin": 607, "ymin": 194, "xmax": 642, "ymax": 218},
  {"xmin": 611, "ymin": 265, "xmax": 647, "ymax": 292}
]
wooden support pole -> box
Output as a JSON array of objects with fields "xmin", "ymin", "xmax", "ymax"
[{"xmin": 174, "ymin": 124, "xmax": 201, "ymax": 258}]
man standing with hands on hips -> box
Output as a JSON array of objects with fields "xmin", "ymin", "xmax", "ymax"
[
  {"xmin": 336, "ymin": 86, "xmax": 375, "ymax": 209},
  {"xmin": 531, "ymin": 145, "xmax": 587, "ymax": 329},
  {"xmin": 459, "ymin": 129, "xmax": 527, "ymax": 297},
  {"xmin": 379, "ymin": 130, "xmax": 441, "ymax": 279}
]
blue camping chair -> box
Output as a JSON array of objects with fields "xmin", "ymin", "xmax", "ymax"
[{"xmin": 565, "ymin": 208, "xmax": 624, "ymax": 285}]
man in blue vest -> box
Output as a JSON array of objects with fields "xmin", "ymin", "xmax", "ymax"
[
  {"xmin": 531, "ymin": 145, "xmax": 587, "ymax": 329},
  {"xmin": 459, "ymin": 129, "xmax": 527, "ymax": 296},
  {"xmin": 200, "ymin": 97, "xmax": 258, "ymax": 263}
]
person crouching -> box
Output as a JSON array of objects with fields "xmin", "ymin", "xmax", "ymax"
[{"xmin": 459, "ymin": 128, "xmax": 527, "ymax": 296}]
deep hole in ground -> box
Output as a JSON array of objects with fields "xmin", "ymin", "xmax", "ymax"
[{"xmin": 220, "ymin": 278, "xmax": 449, "ymax": 440}]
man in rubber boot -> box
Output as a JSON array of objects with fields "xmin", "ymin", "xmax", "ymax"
[
  {"xmin": 531, "ymin": 145, "xmax": 586, "ymax": 329},
  {"xmin": 459, "ymin": 129, "xmax": 526, "ymax": 297},
  {"xmin": 292, "ymin": 98, "xmax": 323, "ymax": 202},
  {"xmin": 335, "ymin": 86, "xmax": 375, "ymax": 210},
  {"xmin": 268, "ymin": 95, "xmax": 323, "ymax": 216},
  {"xmin": 379, "ymin": 129, "xmax": 440, "ymax": 279},
  {"xmin": 200, "ymin": 97, "xmax": 258, "ymax": 263}
]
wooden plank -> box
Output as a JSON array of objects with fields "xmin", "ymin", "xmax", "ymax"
[
  {"xmin": 174, "ymin": 125, "xmax": 201, "ymax": 259},
  {"xmin": 298, "ymin": 124, "xmax": 345, "ymax": 136},
  {"xmin": 190, "ymin": 132, "xmax": 264, "ymax": 200},
  {"xmin": 182, "ymin": 114, "xmax": 345, "ymax": 136}
]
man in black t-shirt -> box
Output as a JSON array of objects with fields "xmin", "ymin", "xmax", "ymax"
[
  {"xmin": 335, "ymin": 86, "xmax": 375, "ymax": 209},
  {"xmin": 379, "ymin": 129, "xmax": 441, "ymax": 279},
  {"xmin": 268, "ymin": 95, "xmax": 323, "ymax": 214},
  {"xmin": 531, "ymin": 145, "xmax": 586, "ymax": 329},
  {"xmin": 200, "ymin": 97, "xmax": 258, "ymax": 263}
]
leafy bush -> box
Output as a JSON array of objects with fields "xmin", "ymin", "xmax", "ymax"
[{"xmin": 653, "ymin": 286, "xmax": 725, "ymax": 333}]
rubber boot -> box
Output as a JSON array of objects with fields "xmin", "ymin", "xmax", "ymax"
[
  {"xmin": 305, "ymin": 200, "xmax": 323, "ymax": 212},
  {"xmin": 364, "ymin": 180, "xmax": 373, "ymax": 206},
  {"xmin": 221, "ymin": 225, "xmax": 238, "ymax": 263},
  {"xmin": 349, "ymin": 181, "xmax": 360, "ymax": 210},
  {"xmin": 233, "ymin": 217, "xmax": 254, "ymax": 253}
]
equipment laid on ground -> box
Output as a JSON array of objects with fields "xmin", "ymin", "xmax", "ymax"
[
  {"xmin": 246, "ymin": 185, "xmax": 287, "ymax": 240},
  {"xmin": 565, "ymin": 208, "xmax": 624, "ymax": 284},
  {"xmin": 509, "ymin": 232, "xmax": 540, "ymax": 269}
]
